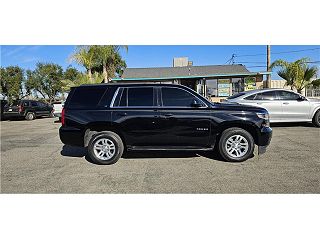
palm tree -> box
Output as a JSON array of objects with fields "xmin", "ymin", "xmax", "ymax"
[
  {"xmin": 94, "ymin": 45, "xmax": 128, "ymax": 83},
  {"xmin": 296, "ymin": 66, "xmax": 318, "ymax": 93},
  {"xmin": 62, "ymin": 72, "xmax": 103, "ymax": 91},
  {"xmin": 270, "ymin": 58, "xmax": 318, "ymax": 93},
  {"xmin": 69, "ymin": 46, "xmax": 95, "ymax": 81}
]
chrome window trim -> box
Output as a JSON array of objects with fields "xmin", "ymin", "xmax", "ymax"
[
  {"xmin": 109, "ymin": 87, "xmax": 120, "ymax": 108},
  {"xmin": 110, "ymin": 86, "xmax": 155, "ymax": 108},
  {"xmin": 110, "ymin": 85, "xmax": 209, "ymax": 109}
]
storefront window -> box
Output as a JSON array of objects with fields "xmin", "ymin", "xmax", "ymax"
[
  {"xmin": 206, "ymin": 79, "xmax": 218, "ymax": 97},
  {"xmin": 218, "ymin": 79, "xmax": 231, "ymax": 97},
  {"xmin": 232, "ymin": 78, "xmax": 244, "ymax": 95}
]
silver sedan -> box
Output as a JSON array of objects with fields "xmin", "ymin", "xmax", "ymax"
[{"xmin": 224, "ymin": 89, "xmax": 320, "ymax": 127}]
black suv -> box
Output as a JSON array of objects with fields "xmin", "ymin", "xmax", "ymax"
[
  {"xmin": 3, "ymin": 100, "xmax": 54, "ymax": 120},
  {"xmin": 59, "ymin": 84, "xmax": 272, "ymax": 164}
]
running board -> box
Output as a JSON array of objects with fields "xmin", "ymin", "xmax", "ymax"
[{"xmin": 127, "ymin": 146, "xmax": 213, "ymax": 151}]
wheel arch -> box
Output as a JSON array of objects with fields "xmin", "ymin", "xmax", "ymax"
[
  {"xmin": 215, "ymin": 121, "xmax": 260, "ymax": 145},
  {"xmin": 83, "ymin": 122, "xmax": 126, "ymax": 147},
  {"xmin": 311, "ymin": 106, "xmax": 320, "ymax": 119}
]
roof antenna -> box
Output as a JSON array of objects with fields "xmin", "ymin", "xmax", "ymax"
[{"xmin": 225, "ymin": 54, "xmax": 236, "ymax": 65}]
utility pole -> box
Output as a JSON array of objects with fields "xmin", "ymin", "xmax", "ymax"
[{"xmin": 266, "ymin": 45, "xmax": 271, "ymax": 88}]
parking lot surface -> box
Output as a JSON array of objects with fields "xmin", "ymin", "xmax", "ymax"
[{"xmin": 1, "ymin": 117, "xmax": 319, "ymax": 193}]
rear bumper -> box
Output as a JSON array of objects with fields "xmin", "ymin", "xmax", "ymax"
[{"xmin": 59, "ymin": 126, "xmax": 84, "ymax": 147}]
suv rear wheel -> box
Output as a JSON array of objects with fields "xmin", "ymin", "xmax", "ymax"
[
  {"xmin": 87, "ymin": 131, "xmax": 124, "ymax": 165},
  {"xmin": 312, "ymin": 110, "xmax": 320, "ymax": 127},
  {"xmin": 218, "ymin": 127, "xmax": 254, "ymax": 162}
]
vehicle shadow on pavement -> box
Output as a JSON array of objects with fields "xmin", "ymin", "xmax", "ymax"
[
  {"xmin": 122, "ymin": 151, "xmax": 197, "ymax": 159},
  {"xmin": 271, "ymin": 122, "xmax": 315, "ymax": 128},
  {"xmin": 60, "ymin": 145, "xmax": 87, "ymax": 157},
  {"xmin": 60, "ymin": 145, "xmax": 227, "ymax": 164}
]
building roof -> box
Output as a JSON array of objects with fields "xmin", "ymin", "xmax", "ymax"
[{"xmin": 120, "ymin": 64, "xmax": 250, "ymax": 80}]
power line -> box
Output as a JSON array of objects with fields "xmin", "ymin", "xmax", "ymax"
[{"xmin": 234, "ymin": 47, "xmax": 320, "ymax": 58}]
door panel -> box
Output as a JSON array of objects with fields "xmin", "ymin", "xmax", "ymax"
[
  {"xmin": 280, "ymin": 101, "xmax": 311, "ymax": 121},
  {"xmin": 159, "ymin": 86, "xmax": 211, "ymax": 147},
  {"xmin": 158, "ymin": 108, "xmax": 211, "ymax": 147},
  {"xmin": 112, "ymin": 108, "xmax": 162, "ymax": 146},
  {"xmin": 277, "ymin": 90, "xmax": 311, "ymax": 121}
]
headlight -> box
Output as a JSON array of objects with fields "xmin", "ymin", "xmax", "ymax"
[{"xmin": 256, "ymin": 112, "xmax": 270, "ymax": 127}]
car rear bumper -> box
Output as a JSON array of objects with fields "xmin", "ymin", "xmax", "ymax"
[{"xmin": 59, "ymin": 126, "xmax": 84, "ymax": 147}]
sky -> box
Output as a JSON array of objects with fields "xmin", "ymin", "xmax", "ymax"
[{"xmin": 1, "ymin": 45, "xmax": 319, "ymax": 79}]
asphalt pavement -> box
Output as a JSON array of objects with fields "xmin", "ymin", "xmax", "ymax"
[{"xmin": 1, "ymin": 117, "xmax": 319, "ymax": 193}]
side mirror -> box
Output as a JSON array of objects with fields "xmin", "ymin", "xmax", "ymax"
[{"xmin": 191, "ymin": 100, "xmax": 203, "ymax": 108}]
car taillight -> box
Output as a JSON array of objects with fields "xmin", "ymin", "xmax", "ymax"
[
  {"xmin": 61, "ymin": 108, "xmax": 65, "ymax": 126},
  {"xmin": 18, "ymin": 105, "xmax": 23, "ymax": 112}
]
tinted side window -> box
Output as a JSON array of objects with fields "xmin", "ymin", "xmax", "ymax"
[
  {"xmin": 227, "ymin": 92, "xmax": 246, "ymax": 100},
  {"xmin": 119, "ymin": 88, "xmax": 127, "ymax": 106},
  {"xmin": 162, "ymin": 87, "xmax": 203, "ymax": 107},
  {"xmin": 128, "ymin": 87, "xmax": 154, "ymax": 107},
  {"xmin": 244, "ymin": 94, "xmax": 257, "ymax": 100},
  {"xmin": 68, "ymin": 87, "xmax": 107, "ymax": 109},
  {"xmin": 31, "ymin": 101, "xmax": 38, "ymax": 107},
  {"xmin": 277, "ymin": 91, "xmax": 300, "ymax": 100},
  {"xmin": 23, "ymin": 101, "xmax": 30, "ymax": 107},
  {"xmin": 255, "ymin": 91, "xmax": 277, "ymax": 100},
  {"xmin": 38, "ymin": 102, "xmax": 45, "ymax": 107}
]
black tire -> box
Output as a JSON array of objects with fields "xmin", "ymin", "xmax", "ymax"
[
  {"xmin": 312, "ymin": 110, "xmax": 320, "ymax": 127},
  {"xmin": 218, "ymin": 127, "xmax": 255, "ymax": 162},
  {"xmin": 25, "ymin": 112, "xmax": 35, "ymax": 120},
  {"xmin": 87, "ymin": 131, "xmax": 124, "ymax": 165}
]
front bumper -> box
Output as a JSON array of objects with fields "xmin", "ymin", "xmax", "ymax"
[{"xmin": 257, "ymin": 126, "xmax": 272, "ymax": 154}]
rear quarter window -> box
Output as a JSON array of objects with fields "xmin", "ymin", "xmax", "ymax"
[{"xmin": 67, "ymin": 87, "xmax": 107, "ymax": 109}]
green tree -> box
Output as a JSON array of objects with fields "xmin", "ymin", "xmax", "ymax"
[
  {"xmin": 64, "ymin": 66, "xmax": 81, "ymax": 82},
  {"xmin": 93, "ymin": 45, "xmax": 128, "ymax": 83},
  {"xmin": 61, "ymin": 72, "xmax": 103, "ymax": 91},
  {"xmin": 26, "ymin": 63, "xmax": 64, "ymax": 103},
  {"xmin": 311, "ymin": 79, "xmax": 320, "ymax": 88},
  {"xmin": 270, "ymin": 58, "xmax": 318, "ymax": 93},
  {"xmin": 0, "ymin": 66, "xmax": 24, "ymax": 103},
  {"xmin": 69, "ymin": 46, "xmax": 95, "ymax": 81}
]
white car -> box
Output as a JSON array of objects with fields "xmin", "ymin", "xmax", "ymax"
[
  {"xmin": 52, "ymin": 101, "xmax": 64, "ymax": 120},
  {"xmin": 225, "ymin": 89, "xmax": 320, "ymax": 127}
]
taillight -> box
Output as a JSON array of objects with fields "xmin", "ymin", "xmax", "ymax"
[
  {"xmin": 61, "ymin": 108, "xmax": 65, "ymax": 126},
  {"xmin": 18, "ymin": 105, "xmax": 23, "ymax": 112}
]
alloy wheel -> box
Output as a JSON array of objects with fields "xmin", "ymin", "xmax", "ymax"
[
  {"xmin": 225, "ymin": 134, "xmax": 249, "ymax": 158},
  {"xmin": 93, "ymin": 138, "xmax": 116, "ymax": 161}
]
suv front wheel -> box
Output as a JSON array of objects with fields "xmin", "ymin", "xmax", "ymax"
[
  {"xmin": 218, "ymin": 127, "xmax": 255, "ymax": 162},
  {"xmin": 87, "ymin": 131, "xmax": 124, "ymax": 165}
]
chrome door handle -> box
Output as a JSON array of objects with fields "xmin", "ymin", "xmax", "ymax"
[
  {"xmin": 164, "ymin": 113, "xmax": 173, "ymax": 117},
  {"xmin": 283, "ymin": 102, "xmax": 289, "ymax": 105}
]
